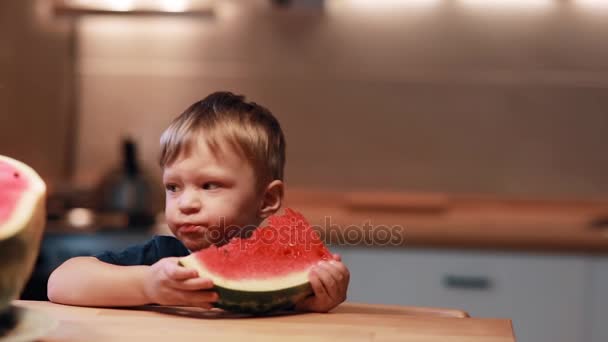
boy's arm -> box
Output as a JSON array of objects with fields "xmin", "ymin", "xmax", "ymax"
[
  {"xmin": 47, "ymin": 256, "xmax": 217, "ymax": 307},
  {"xmin": 47, "ymin": 256, "xmax": 150, "ymax": 306}
]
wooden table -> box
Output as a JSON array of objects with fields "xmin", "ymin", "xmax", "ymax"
[{"xmin": 12, "ymin": 300, "xmax": 515, "ymax": 342}]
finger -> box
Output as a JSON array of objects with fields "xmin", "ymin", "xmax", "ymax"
[
  {"xmin": 318, "ymin": 262, "xmax": 345, "ymax": 299},
  {"xmin": 164, "ymin": 260, "xmax": 199, "ymax": 281},
  {"xmin": 328, "ymin": 260, "xmax": 350, "ymax": 284},
  {"xmin": 194, "ymin": 303, "xmax": 214, "ymax": 310},
  {"xmin": 313, "ymin": 264, "xmax": 337, "ymax": 299},
  {"xmin": 171, "ymin": 277, "xmax": 214, "ymax": 291},
  {"xmin": 332, "ymin": 253, "xmax": 342, "ymax": 262},
  {"xmin": 318, "ymin": 262, "xmax": 342, "ymax": 285},
  {"xmin": 201, "ymin": 303, "xmax": 214, "ymax": 310},
  {"xmin": 323, "ymin": 261, "xmax": 346, "ymax": 282},
  {"xmin": 175, "ymin": 290, "xmax": 219, "ymax": 307},
  {"xmin": 190, "ymin": 290, "xmax": 219, "ymax": 304},
  {"xmin": 327, "ymin": 261, "xmax": 349, "ymax": 300},
  {"xmin": 308, "ymin": 268, "xmax": 329, "ymax": 299}
]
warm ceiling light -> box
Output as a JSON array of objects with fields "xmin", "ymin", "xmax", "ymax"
[
  {"xmin": 575, "ymin": 0, "xmax": 608, "ymax": 10},
  {"xmin": 53, "ymin": 0, "xmax": 213, "ymax": 16},
  {"xmin": 348, "ymin": 0, "xmax": 441, "ymax": 8},
  {"xmin": 326, "ymin": 0, "xmax": 442, "ymax": 13},
  {"xmin": 458, "ymin": 0, "xmax": 555, "ymax": 10},
  {"xmin": 159, "ymin": 0, "xmax": 188, "ymax": 12},
  {"xmin": 107, "ymin": 0, "xmax": 134, "ymax": 11}
]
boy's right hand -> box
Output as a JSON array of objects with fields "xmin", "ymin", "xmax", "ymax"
[{"xmin": 143, "ymin": 257, "xmax": 217, "ymax": 308}]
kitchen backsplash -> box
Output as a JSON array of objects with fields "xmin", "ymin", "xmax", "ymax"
[{"xmin": 3, "ymin": 0, "xmax": 608, "ymax": 199}]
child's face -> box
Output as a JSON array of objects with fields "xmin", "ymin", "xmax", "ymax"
[{"xmin": 162, "ymin": 139, "xmax": 263, "ymax": 251}]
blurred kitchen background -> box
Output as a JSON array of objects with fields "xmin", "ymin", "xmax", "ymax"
[{"xmin": 1, "ymin": 0, "xmax": 608, "ymax": 341}]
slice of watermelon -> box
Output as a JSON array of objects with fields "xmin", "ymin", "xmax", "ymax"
[
  {"xmin": 179, "ymin": 208, "xmax": 331, "ymax": 314},
  {"xmin": 0, "ymin": 155, "xmax": 46, "ymax": 312}
]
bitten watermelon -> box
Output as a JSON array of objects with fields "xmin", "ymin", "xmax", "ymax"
[
  {"xmin": 179, "ymin": 208, "xmax": 331, "ymax": 314},
  {"xmin": 0, "ymin": 156, "xmax": 46, "ymax": 314}
]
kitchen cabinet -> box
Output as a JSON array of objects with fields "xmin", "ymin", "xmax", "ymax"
[
  {"xmin": 332, "ymin": 246, "xmax": 590, "ymax": 342},
  {"xmin": 589, "ymin": 257, "xmax": 608, "ymax": 342}
]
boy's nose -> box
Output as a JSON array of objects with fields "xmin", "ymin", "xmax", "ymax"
[{"xmin": 178, "ymin": 190, "xmax": 201, "ymax": 215}]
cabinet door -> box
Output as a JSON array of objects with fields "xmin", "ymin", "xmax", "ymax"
[
  {"xmin": 589, "ymin": 257, "xmax": 608, "ymax": 342},
  {"xmin": 330, "ymin": 246, "xmax": 586, "ymax": 342}
]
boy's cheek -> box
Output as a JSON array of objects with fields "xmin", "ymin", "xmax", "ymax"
[
  {"xmin": 163, "ymin": 209, "xmax": 179, "ymax": 234},
  {"xmin": 164, "ymin": 200, "xmax": 179, "ymax": 219}
]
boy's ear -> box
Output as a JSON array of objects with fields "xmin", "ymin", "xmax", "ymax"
[{"xmin": 259, "ymin": 180, "xmax": 284, "ymax": 219}]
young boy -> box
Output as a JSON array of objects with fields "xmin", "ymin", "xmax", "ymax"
[{"xmin": 48, "ymin": 92, "xmax": 349, "ymax": 312}]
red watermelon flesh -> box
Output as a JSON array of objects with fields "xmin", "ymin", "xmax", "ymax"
[
  {"xmin": 0, "ymin": 160, "xmax": 29, "ymax": 224},
  {"xmin": 193, "ymin": 208, "xmax": 331, "ymax": 280},
  {"xmin": 179, "ymin": 208, "xmax": 332, "ymax": 313}
]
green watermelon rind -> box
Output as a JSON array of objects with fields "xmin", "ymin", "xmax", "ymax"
[
  {"xmin": 212, "ymin": 282, "xmax": 312, "ymax": 314},
  {"xmin": 178, "ymin": 258, "xmax": 313, "ymax": 314}
]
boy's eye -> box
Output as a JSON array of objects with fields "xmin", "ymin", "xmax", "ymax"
[
  {"xmin": 202, "ymin": 182, "xmax": 220, "ymax": 190},
  {"xmin": 165, "ymin": 184, "xmax": 180, "ymax": 192}
]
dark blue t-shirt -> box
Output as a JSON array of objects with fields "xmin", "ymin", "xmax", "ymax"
[{"xmin": 95, "ymin": 235, "xmax": 190, "ymax": 266}]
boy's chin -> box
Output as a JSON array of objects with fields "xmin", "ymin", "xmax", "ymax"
[
  {"xmin": 177, "ymin": 225, "xmax": 254, "ymax": 251},
  {"xmin": 181, "ymin": 236, "xmax": 213, "ymax": 252},
  {"xmin": 181, "ymin": 235, "xmax": 238, "ymax": 251}
]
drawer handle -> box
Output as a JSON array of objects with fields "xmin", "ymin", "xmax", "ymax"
[{"xmin": 442, "ymin": 275, "xmax": 493, "ymax": 290}]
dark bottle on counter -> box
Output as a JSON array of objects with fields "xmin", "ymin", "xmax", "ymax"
[{"xmin": 96, "ymin": 137, "xmax": 156, "ymax": 229}]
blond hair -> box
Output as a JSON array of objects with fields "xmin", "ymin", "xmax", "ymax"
[{"xmin": 159, "ymin": 92, "xmax": 286, "ymax": 186}]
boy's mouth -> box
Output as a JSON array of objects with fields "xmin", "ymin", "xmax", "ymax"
[{"xmin": 178, "ymin": 224, "xmax": 205, "ymax": 234}]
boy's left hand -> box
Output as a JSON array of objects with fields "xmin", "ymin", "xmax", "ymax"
[{"xmin": 295, "ymin": 254, "xmax": 350, "ymax": 313}]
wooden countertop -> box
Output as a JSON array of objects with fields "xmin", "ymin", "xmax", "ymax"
[
  {"xmin": 285, "ymin": 189, "xmax": 608, "ymax": 254},
  {"xmin": 11, "ymin": 300, "xmax": 515, "ymax": 342}
]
